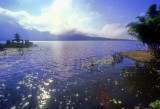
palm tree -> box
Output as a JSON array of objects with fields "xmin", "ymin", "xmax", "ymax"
[
  {"xmin": 127, "ymin": 4, "xmax": 160, "ymax": 57},
  {"xmin": 14, "ymin": 33, "xmax": 21, "ymax": 43}
]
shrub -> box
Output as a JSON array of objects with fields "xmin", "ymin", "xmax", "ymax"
[
  {"xmin": 149, "ymin": 99, "xmax": 160, "ymax": 109},
  {"xmin": 6, "ymin": 40, "xmax": 11, "ymax": 45}
]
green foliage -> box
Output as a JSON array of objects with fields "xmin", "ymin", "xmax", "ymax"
[
  {"xmin": 134, "ymin": 106, "xmax": 140, "ymax": 109},
  {"xmin": 14, "ymin": 33, "xmax": 21, "ymax": 43},
  {"xmin": 109, "ymin": 98, "xmax": 122, "ymax": 105},
  {"xmin": 25, "ymin": 40, "xmax": 33, "ymax": 47},
  {"xmin": 6, "ymin": 40, "xmax": 11, "ymax": 45},
  {"xmin": 149, "ymin": 99, "xmax": 160, "ymax": 109},
  {"xmin": 25, "ymin": 40, "xmax": 30, "ymax": 45},
  {"xmin": 0, "ymin": 43, "xmax": 4, "ymax": 50},
  {"xmin": 146, "ymin": 4, "xmax": 158, "ymax": 18},
  {"xmin": 127, "ymin": 4, "xmax": 160, "ymax": 56},
  {"xmin": 1, "ymin": 33, "xmax": 33, "ymax": 49}
]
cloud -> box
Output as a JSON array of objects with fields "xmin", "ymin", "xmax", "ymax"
[
  {"xmin": 17, "ymin": 0, "xmax": 93, "ymax": 34},
  {"xmin": 101, "ymin": 23, "xmax": 129, "ymax": 39},
  {"xmin": 75, "ymin": 23, "xmax": 130, "ymax": 39},
  {"xmin": 0, "ymin": 7, "xmax": 32, "ymax": 24},
  {"xmin": 0, "ymin": 0, "xmax": 130, "ymax": 39}
]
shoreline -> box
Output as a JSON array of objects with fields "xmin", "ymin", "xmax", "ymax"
[
  {"xmin": 0, "ymin": 48, "xmax": 31, "ymax": 57},
  {"xmin": 1, "ymin": 48, "xmax": 159, "ymax": 63},
  {"xmin": 121, "ymin": 50, "xmax": 159, "ymax": 63}
]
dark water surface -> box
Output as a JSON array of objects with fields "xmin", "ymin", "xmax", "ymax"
[{"xmin": 0, "ymin": 41, "xmax": 160, "ymax": 109}]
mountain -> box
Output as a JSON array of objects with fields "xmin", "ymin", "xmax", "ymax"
[
  {"xmin": 53, "ymin": 33, "xmax": 117, "ymax": 41},
  {"xmin": 0, "ymin": 13, "xmax": 129, "ymax": 41},
  {"xmin": 0, "ymin": 19, "xmax": 118, "ymax": 41},
  {"xmin": 0, "ymin": 16, "xmax": 54, "ymax": 41}
]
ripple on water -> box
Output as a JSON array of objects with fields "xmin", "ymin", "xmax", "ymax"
[{"xmin": 0, "ymin": 41, "xmax": 158, "ymax": 109}]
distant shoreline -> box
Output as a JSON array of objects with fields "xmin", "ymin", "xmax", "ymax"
[{"xmin": 0, "ymin": 39, "xmax": 136, "ymax": 42}]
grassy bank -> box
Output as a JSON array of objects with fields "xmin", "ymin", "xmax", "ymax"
[{"xmin": 122, "ymin": 50, "xmax": 160, "ymax": 63}]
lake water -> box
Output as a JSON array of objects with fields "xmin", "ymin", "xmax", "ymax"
[{"xmin": 0, "ymin": 41, "xmax": 160, "ymax": 109}]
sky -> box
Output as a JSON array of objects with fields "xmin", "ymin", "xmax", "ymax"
[{"xmin": 0, "ymin": 0, "xmax": 160, "ymax": 39}]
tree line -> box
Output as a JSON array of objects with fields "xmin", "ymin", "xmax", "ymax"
[{"xmin": 0, "ymin": 33, "xmax": 33, "ymax": 50}]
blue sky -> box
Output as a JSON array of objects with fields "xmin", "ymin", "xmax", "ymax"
[{"xmin": 0, "ymin": 0, "xmax": 160, "ymax": 39}]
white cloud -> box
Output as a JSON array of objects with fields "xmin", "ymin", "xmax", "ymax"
[
  {"xmin": 101, "ymin": 23, "xmax": 129, "ymax": 39},
  {"xmin": 0, "ymin": 0, "xmax": 130, "ymax": 39},
  {"xmin": 0, "ymin": 7, "xmax": 29, "ymax": 19},
  {"xmin": 18, "ymin": 0, "xmax": 93, "ymax": 34}
]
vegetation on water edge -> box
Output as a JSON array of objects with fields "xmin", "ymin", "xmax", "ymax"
[
  {"xmin": 0, "ymin": 33, "xmax": 33, "ymax": 50},
  {"xmin": 127, "ymin": 4, "xmax": 160, "ymax": 57},
  {"xmin": 149, "ymin": 99, "xmax": 160, "ymax": 109}
]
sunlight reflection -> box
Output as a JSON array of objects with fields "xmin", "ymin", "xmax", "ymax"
[
  {"xmin": 37, "ymin": 86, "xmax": 51, "ymax": 108},
  {"xmin": 14, "ymin": 73, "xmax": 55, "ymax": 108},
  {"xmin": 22, "ymin": 102, "xmax": 29, "ymax": 108},
  {"xmin": 51, "ymin": 41, "xmax": 63, "ymax": 61},
  {"xmin": 11, "ymin": 106, "xmax": 16, "ymax": 109}
]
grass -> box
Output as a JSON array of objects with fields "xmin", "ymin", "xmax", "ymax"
[{"xmin": 121, "ymin": 50, "xmax": 159, "ymax": 63}]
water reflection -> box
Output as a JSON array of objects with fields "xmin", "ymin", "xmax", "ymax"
[
  {"xmin": 0, "ymin": 41, "xmax": 159, "ymax": 109},
  {"xmin": 82, "ymin": 53, "xmax": 160, "ymax": 108},
  {"xmin": 98, "ymin": 88, "xmax": 110, "ymax": 109},
  {"xmin": 37, "ymin": 86, "xmax": 51, "ymax": 108},
  {"xmin": 121, "ymin": 63, "xmax": 160, "ymax": 108}
]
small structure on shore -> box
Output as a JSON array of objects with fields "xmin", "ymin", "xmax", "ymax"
[{"xmin": 0, "ymin": 33, "xmax": 33, "ymax": 50}]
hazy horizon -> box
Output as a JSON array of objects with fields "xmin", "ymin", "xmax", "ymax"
[{"xmin": 0, "ymin": 0, "xmax": 160, "ymax": 40}]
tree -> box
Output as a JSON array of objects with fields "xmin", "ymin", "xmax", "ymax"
[
  {"xmin": 127, "ymin": 4, "xmax": 160, "ymax": 57},
  {"xmin": 14, "ymin": 33, "xmax": 21, "ymax": 43},
  {"xmin": 0, "ymin": 43, "xmax": 4, "ymax": 50},
  {"xmin": 6, "ymin": 40, "xmax": 11, "ymax": 45}
]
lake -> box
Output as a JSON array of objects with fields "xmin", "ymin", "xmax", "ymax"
[{"xmin": 0, "ymin": 41, "xmax": 160, "ymax": 109}]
